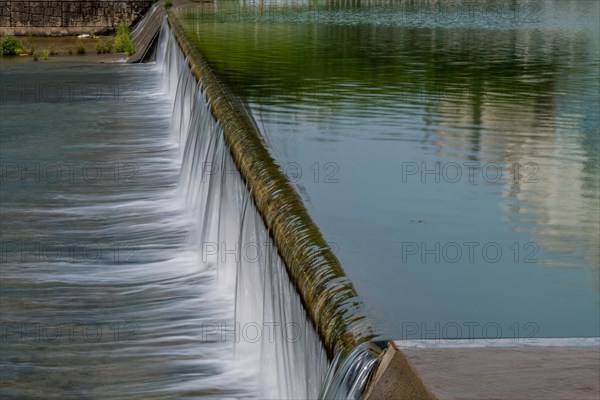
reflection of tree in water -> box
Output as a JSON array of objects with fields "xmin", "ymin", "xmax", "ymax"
[{"xmin": 178, "ymin": 2, "xmax": 599, "ymax": 283}]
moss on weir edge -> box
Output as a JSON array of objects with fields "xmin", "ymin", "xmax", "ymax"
[{"xmin": 167, "ymin": 11, "xmax": 377, "ymax": 359}]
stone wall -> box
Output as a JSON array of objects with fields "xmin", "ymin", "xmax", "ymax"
[{"xmin": 0, "ymin": 1, "xmax": 154, "ymax": 35}]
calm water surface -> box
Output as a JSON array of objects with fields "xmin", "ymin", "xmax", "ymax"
[{"xmin": 179, "ymin": 0, "xmax": 600, "ymax": 339}]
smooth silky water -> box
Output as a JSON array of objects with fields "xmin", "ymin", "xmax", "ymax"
[
  {"xmin": 0, "ymin": 51, "xmax": 251, "ymax": 399},
  {"xmin": 0, "ymin": 23, "xmax": 342, "ymax": 398},
  {"xmin": 176, "ymin": 0, "xmax": 599, "ymax": 340},
  {"xmin": 1, "ymin": 1, "xmax": 599, "ymax": 398}
]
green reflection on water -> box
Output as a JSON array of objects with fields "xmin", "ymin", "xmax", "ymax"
[{"xmin": 173, "ymin": 0, "xmax": 599, "ymax": 337}]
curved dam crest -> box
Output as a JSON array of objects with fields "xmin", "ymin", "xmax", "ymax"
[
  {"xmin": 164, "ymin": 12, "xmax": 375, "ymax": 356},
  {"xmin": 0, "ymin": 12, "xmax": 381, "ymax": 400},
  {"xmin": 4, "ymin": 1, "xmax": 597, "ymax": 398},
  {"xmin": 158, "ymin": 14, "xmax": 380, "ymax": 398}
]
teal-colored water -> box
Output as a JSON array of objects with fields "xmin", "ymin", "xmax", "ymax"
[
  {"xmin": 0, "ymin": 60, "xmax": 262, "ymax": 398},
  {"xmin": 0, "ymin": 28, "xmax": 333, "ymax": 398},
  {"xmin": 1, "ymin": 4, "xmax": 598, "ymax": 398},
  {"xmin": 178, "ymin": 0, "xmax": 600, "ymax": 340}
]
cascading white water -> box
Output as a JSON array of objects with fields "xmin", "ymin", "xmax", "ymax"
[
  {"xmin": 156, "ymin": 20, "xmax": 330, "ymax": 398},
  {"xmin": 0, "ymin": 15, "xmax": 376, "ymax": 399},
  {"xmin": 319, "ymin": 343, "xmax": 382, "ymax": 399}
]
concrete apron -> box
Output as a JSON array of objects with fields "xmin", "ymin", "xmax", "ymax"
[{"xmin": 364, "ymin": 338, "xmax": 599, "ymax": 400}]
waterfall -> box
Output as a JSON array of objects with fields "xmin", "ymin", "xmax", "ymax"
[
  {"xmin": 157, "ymin": 20, "xmax": 329, "ymax": 398},
  {"xmin": 319, "ymin": 342, "xmax": 384, "ymax": 399},
  {"xmin": 154, "ymin": 17, "xmax": 379, "ymax": 399}
]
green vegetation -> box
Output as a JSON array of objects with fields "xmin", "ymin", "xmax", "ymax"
[
  {"xmin": 114, "ymin": 22, "xmax": 135, "ymax": 56},
  {"xmin": 0, "ymin": 35, "xmax": 25, "ymax": 56},
  {"xmin": 96, "ymin": 39, "xmax": 114, "ymax": 54},
  {"xmin": 76, "ymin": 41, "xmax": 86, "ymax": 55},
  {"xmin": 175, "ymin": 8, "xmax": 559, "ymax": 107},
  {"xmin": 1, "ymin": 24, "xmax": 133, "ymax": 58},
  {"xmin": 20, "ymin": 36, "xmax": 35, "ymax": 56},
  {"xmin": 164, "ymin": 0, "xmax": 173, "ymax": 9}
]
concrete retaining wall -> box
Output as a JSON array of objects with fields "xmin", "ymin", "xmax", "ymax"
[{"xmin": 0, "ymin": 1, "xmax": 153, "ymax": 35}]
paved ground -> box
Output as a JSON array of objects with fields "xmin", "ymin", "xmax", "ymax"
[{"xmin": 366, "ymin": 339, "xmax": 600, "ymax": 400}]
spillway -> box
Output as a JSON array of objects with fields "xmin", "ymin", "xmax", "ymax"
[
  {"xmin": 0, "ymin": 16, "xmax": 379, "ymax": 400},
  {"xmin": 157, "ymin": 16, "xmax": 378, "ymax": 397}
]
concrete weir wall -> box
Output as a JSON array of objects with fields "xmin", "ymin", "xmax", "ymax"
[{"xmin": 0, "ymin": 0, "xmax": 153, "ymax": 35}]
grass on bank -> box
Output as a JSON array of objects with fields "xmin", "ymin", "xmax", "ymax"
[
  {"xmin": 0, "ymin": 35, "xmax": 25, "ymax": 56},
  {"xmin": 2, "ymin": 21, "xmax": 134, "ymax": 59},
  {"xmin": 76, "ymin": 41, "xmax": 87, "ymax": 54},
  {"xmin": 95, "ymin": 22, "xmax": 135, "ymax": 55},
  {"xmin": 96, "ymin": 39, "xmax": 114, "ymax": 54},
  {"xmin": 1, "ymin": 34, "xmax": 80, "ymax": 59},
  {"xmin": 114, "ymin": 22, "xmax": 135, "ymax": 56}
]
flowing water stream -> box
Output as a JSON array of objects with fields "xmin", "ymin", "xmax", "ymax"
[
  {"xmin": 0, "ymin": 20, "xmax": 342, "ymax": 399},
  {"xmin": 1, "ymin": 0, "xmax": 599, "ymax": 398}
]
